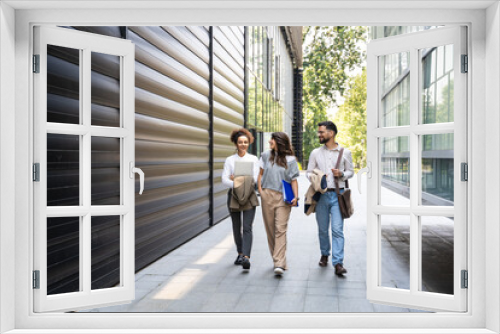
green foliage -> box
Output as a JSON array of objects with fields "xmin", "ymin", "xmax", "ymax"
[
  {"xmin": 302, "ymin": 26, "xmax": 367, "ymax": 165},
  {"xmin": 334, "ymin": 70, "xmax": 367, "ymax": 169}
]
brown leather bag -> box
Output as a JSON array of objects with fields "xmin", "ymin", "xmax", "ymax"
[{"xmin": 334, "ymin": 147, "xmax": 354, "ymax": 219}]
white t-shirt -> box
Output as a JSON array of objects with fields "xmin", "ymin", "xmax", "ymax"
[{"xmin": 222, "ymin": 152, "xmax": 260, "ymax": 189}]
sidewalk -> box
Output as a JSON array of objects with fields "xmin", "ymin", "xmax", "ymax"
[{"xmin": 85, "ymin": 173, "xmax": 426, "ymax": 313}]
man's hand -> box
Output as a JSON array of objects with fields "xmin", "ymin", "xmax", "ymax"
[
  {"xmin": 230, "ymin": 175, "xmax": 234, "ymax": 181},
  {"xmin": 332, "ymin": 168, "xmax": 343, "ymax": 177},
  {"xmin": 289, "ymin": 198, "xmax": 298, "ymax": 207}
]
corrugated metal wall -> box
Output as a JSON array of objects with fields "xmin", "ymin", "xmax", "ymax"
[
  {"xmin": 45, "ymin": 26, "xmax": 245, "ymax": 293},
  {"xmin": 212, "ymin": 26, "xmax": 245, "ymax": 223},
  {"xmin": 126, "ymin": 26, "xmax": 213, "ymax": 270}
]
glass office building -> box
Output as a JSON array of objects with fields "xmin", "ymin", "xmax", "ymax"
[{"xmin": 246, "ymin": 26, "xmax": 302, "ymax": 157}]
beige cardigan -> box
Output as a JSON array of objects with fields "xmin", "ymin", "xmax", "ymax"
[
  {"xmin": 304, "ymin": 168, "xmax": 328, "ymax": 215},
  {"xmin": 229, "ymin": 175, "xmax": 260, "ymax": 212}
]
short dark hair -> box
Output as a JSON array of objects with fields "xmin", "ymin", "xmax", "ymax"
[
  {"xmin": 318, "ymin": 121, "xmax": 338, "ymax": 135},
  {"xmin": 230, "ymin": 128, "xmax": 254, "ymax": 145}
]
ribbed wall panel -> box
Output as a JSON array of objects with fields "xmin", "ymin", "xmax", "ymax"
[
  {"xmin": 214, "ymin": 101, "xmax": 244, "ymax": 125},
  {"xmin": 129, "ymin": 26, "xmax": 210, "ymax": 80},
  {"xmin": 214, "ymin": 72, "xmax": 244, "ymax": 102},
  {"xmin": 135, "ymin": 88, "xmax": 209, "ymax": 128},
  {"xmin": 130, "ymin": 31, "xmax": 209, "ymax": 97},
  {"xmin": 212, "ymin": 26, "xmax": 245, "ymax": 225},
  {"xmin": 161, "ymin": 26, "xmax": 210, "ymax": 63},
  {"xmin": 214, "ymin": 56, "xmax": 244, "ymax": 91},
  {"xmin": 213, "ymin": 46, "xmax": 244, "ymax": 81}
]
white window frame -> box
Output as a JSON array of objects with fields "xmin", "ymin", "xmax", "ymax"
[
  {"xmin": 366, "ymin": 26, "xmax": 467, "ymax": 312},
  {"xmin": 1, "ymin": 2, "xmax": 498, "ymax": 334},
  {"xmin": 33, "ymin": 26, "xmax": 136, "ymax": 313}
]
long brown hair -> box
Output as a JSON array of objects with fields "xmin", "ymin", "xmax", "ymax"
[{"xmin": 269, "ymin": 132, "xmax": 295, "ymax": 169}]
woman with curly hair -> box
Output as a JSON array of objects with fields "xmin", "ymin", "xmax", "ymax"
[
  {"xmin": 258, "ymin": 132, "xmax": 300, "ymax": 276},
  {"xmin": 221, "ymin": 128, "xmax": 260, "ymax": 270}
]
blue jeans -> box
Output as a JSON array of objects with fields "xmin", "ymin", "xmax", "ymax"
[{"xmin": 315, "ymin": 190, "xmax": 345, "ymax": 266}]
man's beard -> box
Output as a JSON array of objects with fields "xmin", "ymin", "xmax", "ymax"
[{"xmin": 319, "ymin": 137, "xmax": 329, "ymax": 144}]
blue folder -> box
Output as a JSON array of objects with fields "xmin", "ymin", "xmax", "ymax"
[{"xmin": 282, "ymin": 180, "xmax": 298, "ymax": 207}]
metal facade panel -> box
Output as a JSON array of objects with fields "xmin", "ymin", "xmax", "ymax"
[
  {"xmin": 214, "ymin": 55, "xmax": 244, "ymax": 91},
  {"xmin": 129, "ymin": 26, "xmax": 210, "ymax": 79},
  {"xmin": 212, "ymin": 26, "xmax": 245, "ymax": 226}
]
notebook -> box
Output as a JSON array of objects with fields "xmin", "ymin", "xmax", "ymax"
[
  {"xmin": 234, "ymin": 161, "xmax": 254, "ymax": 176},
  {"xmin": 282, "ymin": 180, "xmax": 299, "ymax": 207}
]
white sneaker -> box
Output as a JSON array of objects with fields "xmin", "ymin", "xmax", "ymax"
[{"xmin": 274, "ymin": 267, "xmax": 284, "ymax": 275}]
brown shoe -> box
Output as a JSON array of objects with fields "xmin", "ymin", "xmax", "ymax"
[
  {"xmin": 319, "ymin": 255, "xmax": 328, "ymax": 267},
  {"xmin": 335, "ymin": 264, "xmax": 347, "ymax": 275}
]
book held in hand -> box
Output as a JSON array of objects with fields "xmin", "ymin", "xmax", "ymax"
[{"xmin": 282, "ymin": 180, "xmax": 298, "ymax": 207}]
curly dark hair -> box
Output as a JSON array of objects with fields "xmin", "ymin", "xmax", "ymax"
[
  {"xmin": 318, "ymin": 121, "xmax": 338, "ymax": 135},
  {"xmin": 230, "ymin": 128, "xmax": 254, "ymax": 145},
  {"xmin": 269, "ymin": 132, "xmax": 295, "ymax": 169}
]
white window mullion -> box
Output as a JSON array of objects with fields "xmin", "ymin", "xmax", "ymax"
[
  {"xmin": 34, "ymin": 30, "xmax": 49, "ymax": 305},
  {"xmin": 413, "ymin": 123, "xmax": 455, "ymax": 135},
  {"xmin": 122, "ymin": 50, "xmax": 135, "ymax": 294},
  {"xmin": 453, "ymin": 26, "xmax": 468, "ymax": 311},
  {"xmin": 82, "ymin": 48, "xmax": 92, "ymax": 295},
  {"xmin": 366, "ymin": 48, "xmax": 379, "ymax": 299},
  {"xmin": 409, "ymin": 46, "xmax": 420, "ymax": 295},
  {"xmin": 372, "ymin": 126, "xmax": 411, "ymax": 138}
]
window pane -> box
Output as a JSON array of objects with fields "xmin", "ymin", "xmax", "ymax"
[
  {"xmin": 420, "ymin": 216, "xmax": 454, "ymax": 295},
  {"xmin": 47, "ymin": 217, "xmax": 80, "ymax": 295},
  {"xmin": 380, "ymin": 215, "xmax": 410, "ymax": 290},
  {"xmin": 47, "ymin": 45, "xmax": 80, "ymax": 124},
  {"xmin": 380, "ymin": 136, "xmax": 410, "ymax": 206},
  {"xmin": 379, "ymin": 52, "xmax": 410, "ymax": 127},
  {"xmin": 92, "ymin": 216, "xmax": 121, "ymax": 290},
  {"xmin": 256, "ymin": 80, "xmax": 262, "ymax": 130},
  {"xmin": 91, "ymin": 137, "xmax": 121, "ymax": 205},
  {"xmin": 421, "ymin": 133, "xmax": 454, "ymax": 206},
  {"xmin": 422, "ymin": 45, "xmax": 454, "ymax": 124},
  {"xmin": 47, "ymin": 134, "xmax": 80, "ymax": 206},
  {"xmin": 91, "ymin": 52, "xmax": 121, "ymax": 127}
]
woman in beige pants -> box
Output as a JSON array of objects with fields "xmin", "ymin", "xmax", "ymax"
[{"xmin": 257, "ymin": 132, "xmax": 300, "ymax": 276}]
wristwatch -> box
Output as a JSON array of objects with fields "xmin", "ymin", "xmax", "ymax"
[{"xmin": 341, "ymin": 171, "xmax": 344, "ymax": 178}]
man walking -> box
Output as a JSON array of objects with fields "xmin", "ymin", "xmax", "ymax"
[{"xmin": 306, "ymin": 121, "xmax": 354, "ymax": 275}]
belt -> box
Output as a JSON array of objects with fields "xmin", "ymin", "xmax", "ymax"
[{"xmin": 326, "ymin": 188, "xmax": 343, "ymax": 191}]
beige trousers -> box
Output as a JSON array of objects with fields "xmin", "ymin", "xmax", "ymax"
[{"xmin": 260, "ymin": 188, "xmax": 292, "ymax": 269}]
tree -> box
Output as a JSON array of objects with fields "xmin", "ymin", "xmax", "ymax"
[
  {"xmin": 334, "ymin": 70, "xmax": 367, "ymax": 170},
  {"xmin": 302, "ymin": 26, "xmax": 367, "ymax": 165}
]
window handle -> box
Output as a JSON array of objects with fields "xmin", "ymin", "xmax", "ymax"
[
  {"xmin": 356, "ymin": 161, "xmax": 372, "ymax": 194},
  {"xmin": 129, "ymin": 162, "xmax": 145, "ymax": 195}
]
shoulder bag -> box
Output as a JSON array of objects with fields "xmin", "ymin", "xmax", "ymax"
[{"xmin": 334, "ymin": 147, "xmax": 354, "ymax": 219}]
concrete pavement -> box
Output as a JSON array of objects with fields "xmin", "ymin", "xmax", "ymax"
[{"xmin": 84, "ymin": 172, "xmax": 442, "ymax": 313}]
